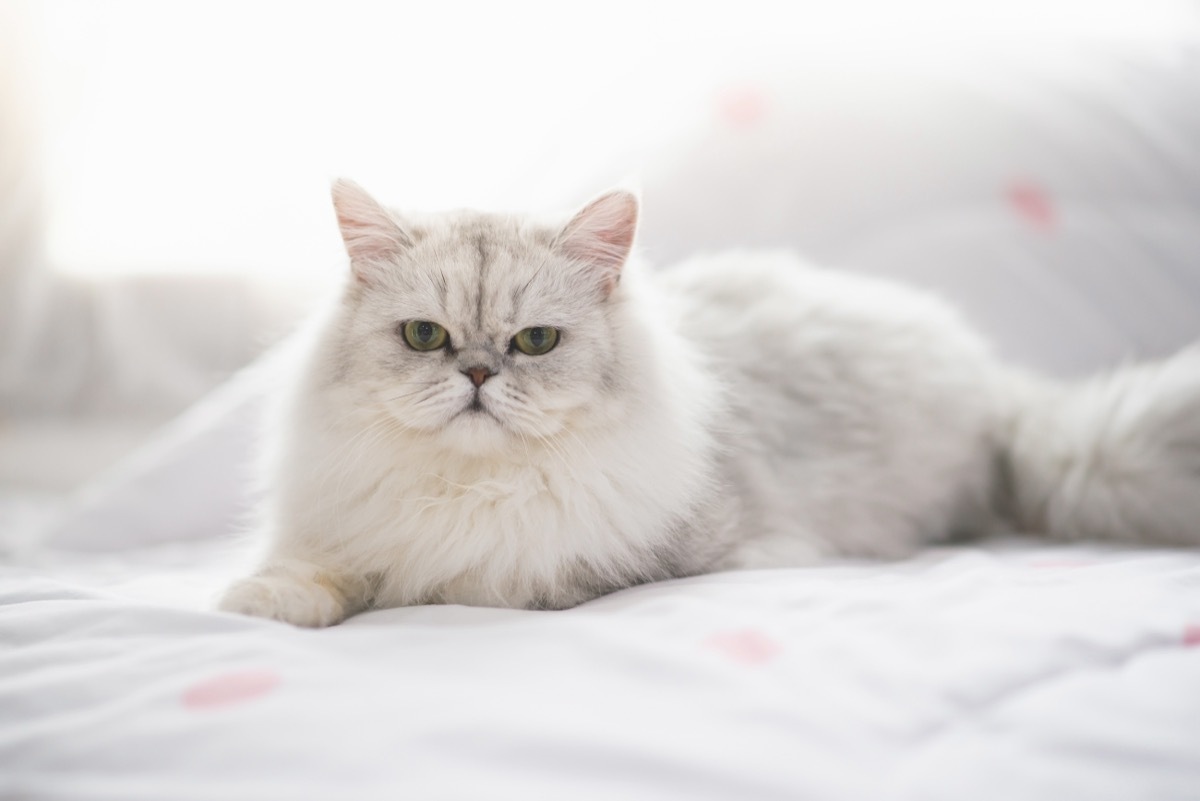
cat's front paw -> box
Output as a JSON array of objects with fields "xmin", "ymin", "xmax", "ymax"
[{"xmin": 218, "ymin": 574, "xmax": 347, "ymax": 628}]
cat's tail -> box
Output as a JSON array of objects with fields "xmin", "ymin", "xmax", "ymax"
[{"xmin": 998, "ymin": 345, "xmax": 1200, "ymax": 546}]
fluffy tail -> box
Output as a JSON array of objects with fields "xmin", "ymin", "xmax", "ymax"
[{"xmin": 999, "ymin": 346, "xmax": 1200, "ymax": 546}]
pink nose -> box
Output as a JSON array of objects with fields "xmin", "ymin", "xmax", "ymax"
[{"xmin": 465, "ymin": 367, "xmax": 492, "ymax": 387}]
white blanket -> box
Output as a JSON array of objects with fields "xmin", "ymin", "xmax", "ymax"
[{"xmin": 4, "ymin": 540, "xmax": 1199, "ymax": 800}]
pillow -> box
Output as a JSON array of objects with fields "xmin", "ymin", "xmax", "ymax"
[{"xmin": 631, "ymin": 54, "xmax": 1200, "ymax": 376}]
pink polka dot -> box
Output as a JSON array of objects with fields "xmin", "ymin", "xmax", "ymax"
[
  {"xmin": 182, "ymin": 669, "xmax": 280, "ymax": 709},
  {"xmin": 1183, "ymin": 625, "xmax": 1200, "ymax": 648},
  {"xmin": 717, "ymin": 86, "xmax": 769, "ymax": 128},
  {"xmin": 1008, "ymin": 181, "xmax": 1056, "ymax": 231},
  {"xmin": 705, "ymin": 628, "xmax": 781, "ymax": 666}
]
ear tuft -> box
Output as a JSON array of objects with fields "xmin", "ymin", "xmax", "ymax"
[
  {"xmin": 331, "ymin": 178, "xmax": 412, "ymax": 283},
  {"xmin": 557, "ymin": 190, "xmax": 639, "ymax": 295}
]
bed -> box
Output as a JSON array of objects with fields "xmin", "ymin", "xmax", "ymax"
[
  {"xmin": 5, "ymin": 535, "xmax": 1200, "ymax": 800},
  {"xmin": 5, "ymin": 28, "xmax": 1200, "ymax": 801}
]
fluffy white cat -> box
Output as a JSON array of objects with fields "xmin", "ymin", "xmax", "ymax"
[{"xmin": 219, "ymin": 180, "xmax": 1200, "ymax": 626}]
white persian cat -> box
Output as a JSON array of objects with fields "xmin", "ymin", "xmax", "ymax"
[{"xmin": 219, "ymin": 179, "xmax": 1200, "ymax": 626}]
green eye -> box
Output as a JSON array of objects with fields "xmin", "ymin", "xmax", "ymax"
[
  {"xmin": 402, "ymin": 320, "xmax": 448, "ymax": 351},
  {"xmin": 512, "ymin": 326, "xmax": 559, "ymax": 356}
]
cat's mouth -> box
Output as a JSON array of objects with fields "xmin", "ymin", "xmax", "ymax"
[
  {"xmin": 438, "ymin": 393, "xmax": 516, "ymax": 452},
  {"xmin": 453, "ymin": 393, "xmax": 503, "ymax": 425}
]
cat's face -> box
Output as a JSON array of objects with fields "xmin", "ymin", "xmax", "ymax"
[{"xmin": 328, "ymin": 180, "xmax": 638, "ymax": 452}]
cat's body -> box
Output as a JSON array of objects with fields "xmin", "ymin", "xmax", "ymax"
[{"xmin": 219, "ymin": 182, "xmax": 1200, "ymax": 626}]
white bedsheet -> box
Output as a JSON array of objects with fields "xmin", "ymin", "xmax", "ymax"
[{"xmin": 4, "ymin": 540, "xmax": 1199, "ymax": 801}]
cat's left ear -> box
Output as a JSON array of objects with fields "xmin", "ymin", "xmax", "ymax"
[
  {"xmin": 556, "ymin": 190, "xmax": 639, "ymax": 296},
  {"xmin": 331, "ymin": 178, "xmax": 414, "ymax": 284}
]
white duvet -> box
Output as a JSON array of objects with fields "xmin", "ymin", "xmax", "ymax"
[{"xmin": 4, "ymin": 537, "xmax": 1200, "ymax": 801}]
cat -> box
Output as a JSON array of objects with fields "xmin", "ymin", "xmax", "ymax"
[{"xmin": 218, "ymin": 178, "xmax": 1200, "ymax": 627}]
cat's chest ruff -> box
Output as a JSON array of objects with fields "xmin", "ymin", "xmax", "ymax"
[
  {"xmin": 362, "ymin": 446, "xmax": 608, "ymax": 545},
  {"xmin": 397, "ymin": 459, "xmax": 551, "ymax": 518},
  {"xmin": 344, "ymin": 436, "xmax": 688, "ymax": 603}
]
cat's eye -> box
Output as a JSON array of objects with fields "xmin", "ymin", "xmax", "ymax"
[
  {"xmin": 401, "ymin": 320, "xmax": 449, "ymax": 351},
  {"xmin": 512, "ymin": 326, "xmax": 559, "ymax": 356}
]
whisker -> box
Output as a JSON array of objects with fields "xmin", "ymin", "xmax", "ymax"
[{"xmin": 377, "ymin": 382, "xmax": 442, "ymax": 404}]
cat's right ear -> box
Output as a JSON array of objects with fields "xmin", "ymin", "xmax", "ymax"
[
  {"xmin": 331, "ymin": 178, "xmax": 413, "ymax": 284},
  {"xmin": 556, "ymin": 190, "xmax": 639, "ymax": 297}
]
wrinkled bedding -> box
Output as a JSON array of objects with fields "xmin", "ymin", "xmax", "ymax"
[{"xmin": 3, "ymin": 537, "xmax": 1199, "ymax": 801}]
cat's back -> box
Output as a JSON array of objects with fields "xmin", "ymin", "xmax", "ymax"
[
  {"xmin": 654, "ymin": 251, "xmax": 995, "ymax": 402},
  {"xmin": 654, "ymin": 251, "xmax": 1002, "ymax": 561},
  {"xmin": 655, "ymin": 250, "xmax": 980, "ymax": 354}
]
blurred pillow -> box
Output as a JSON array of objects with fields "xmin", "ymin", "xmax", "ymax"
[{"xmin": 632, "ymin": 52, "xmax": 1200, "ymax": 376}]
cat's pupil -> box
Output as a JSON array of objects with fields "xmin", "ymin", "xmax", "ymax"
[
  {"xmin": 417, "ymin": 322, "xmax": 434, "ymax": 342},
  {"xmin": 529, "ymin": 328, "xmax": 546, "ymax": 347}
]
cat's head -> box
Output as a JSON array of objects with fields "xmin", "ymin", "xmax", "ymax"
[{"xmin": 325, "ymin": 179, "xmax": 643, "ymax": 452}]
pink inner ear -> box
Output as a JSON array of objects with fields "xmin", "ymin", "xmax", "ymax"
[
  {"xmin": 337, "ymin": 213, "xmax": 403, "ymax": 263},
  {"xmin": 331, "ymin": 179, "xmax": 411, "ymax": 280},
  {"xmin": 559, "ymin": 191, "xmax": 639, "ymax": 293}
]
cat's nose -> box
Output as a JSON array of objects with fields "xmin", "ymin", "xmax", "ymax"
[{"xmin": 463, "ymin": 366, "xmax": 495, "ymax": 388}]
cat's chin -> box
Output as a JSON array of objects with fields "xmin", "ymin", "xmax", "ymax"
[{"xmin": 436, "ymin": 408, "xmax": 514, "ymax": 454}]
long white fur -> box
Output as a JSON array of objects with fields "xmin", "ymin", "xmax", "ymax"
[{"xmin": 219, "ymin": 182, "xmax": 1200, "ymax": 627}]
